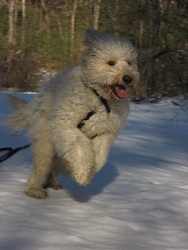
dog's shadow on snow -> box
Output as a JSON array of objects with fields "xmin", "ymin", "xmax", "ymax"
[{"xmin": 58, "ymin": 163, "xmax": 118, "ymax": 203}]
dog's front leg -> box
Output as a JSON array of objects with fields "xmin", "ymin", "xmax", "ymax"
[
  {"xmin": 92, "ymin": 133, "xmax": 116, "ymax": 172},
  {"xmin": 51, "ymin": 121, "xmax": 95, "ymax": 185}
]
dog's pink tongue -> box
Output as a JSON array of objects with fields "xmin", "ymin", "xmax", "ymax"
[{"xmin": 115, "ymin": 86, "xmax": 127, "ymax": 99}]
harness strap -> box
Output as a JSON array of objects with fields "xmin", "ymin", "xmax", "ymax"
[
  {"xmin": 77, "ymin": 88, "xmax": 111, "ymax": 129},
  {"xmin": 91, "ymin": 88, "xmax": 111, "ymax": 113},
  {"xmin": 77, "ymin": 110, "xmax": 96, "ymax": 129}
]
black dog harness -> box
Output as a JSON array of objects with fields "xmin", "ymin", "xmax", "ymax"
[
  {"xmin": 77, "ymin": 88, "xmax": 111, "ymax": 129},
  {"xmin": 0, "ymin": 88, "xmax": 111, "ymax": 163}
]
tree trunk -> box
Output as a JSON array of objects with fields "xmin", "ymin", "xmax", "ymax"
[
  {"xmin": 70, "ymin": 0, "xmax": 78, "ymax": 64},
  {"xmin": 138, "ymin": 19, "xmax": 143, "ymax": 48},
  {"xmin": 8, "ymin": 0, "xmax": 15, "ymax": 44},
  {"xmin": 7, "ymin": 0, "xmax": 17, "ymax": 88},
  {"xmin": 93, "ymin": 0, "xmax": 101, "ymax": 30},
  {"xmin": 41, "ymin": 0, "xmax": 51, "ymax": 72},
  {"xmin": 22, "ymin": 0, "xmax": 26, "ymax": 43},
  {"xmin": 22, "ymin": 0, "xmax": 26, "ymax": 19}
]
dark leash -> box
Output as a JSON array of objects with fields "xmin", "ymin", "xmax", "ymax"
[
  {"xmin": 0, "ymin": 143, "xmax": 31, "ymax": 163},
  {"xmin": 0, "ymin": 87, "xmax": 111, "ymax": 163}
]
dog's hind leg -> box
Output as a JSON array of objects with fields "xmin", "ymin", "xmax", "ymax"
[
  {"xmin": 24, "ymin": 117, "xmax": 54, "ymax": 199},
  {"xmin": 43, "ymin": 160, "xmax": 62, "ymax": 190}
]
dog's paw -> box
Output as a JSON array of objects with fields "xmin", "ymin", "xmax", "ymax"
[
  {"xmin": 43, "ymin": 179, "xmax": 62, "ymax": 190},
  {"xmin": 48, "ymin": 183, "xmax": 62, "ymax": 190},
  {"xmin": 24, "ymin": 188, "xmax": 48, "ymax": 199}
]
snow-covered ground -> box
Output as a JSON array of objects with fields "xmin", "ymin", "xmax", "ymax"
[{"xmin": 0, "ymin": 92, "xmax": 188, "ymax": 250}]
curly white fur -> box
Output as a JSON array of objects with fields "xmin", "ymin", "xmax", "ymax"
[{"xmin": 6, "ymin": 29, "xmax": 139, "ymax": 199}]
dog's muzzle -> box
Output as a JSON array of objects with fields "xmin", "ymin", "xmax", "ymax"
[
  {"xmin": 122, "ymin": 75, "xmax": 133, "ymax": 85},
  {"xmin": 111, "ymin": 75, "xmax": 134, "ymax": 99},
  {"xmin": 112, "ymin": 84, "xmax": 127, "ymax": 99}
]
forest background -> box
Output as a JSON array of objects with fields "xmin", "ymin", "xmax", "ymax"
[{"xmin": 0, "ymin": 0, "xmax": 187, "ymax": 100}]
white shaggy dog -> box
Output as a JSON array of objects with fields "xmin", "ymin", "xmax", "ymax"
[{"xmin": 7, "ymin": 29, "xmax": 139, "ymax": 199}]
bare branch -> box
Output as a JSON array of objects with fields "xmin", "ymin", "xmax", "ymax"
[{"xmin": 152, "ymin": 48, "xmax": 171, "ymax": 61}]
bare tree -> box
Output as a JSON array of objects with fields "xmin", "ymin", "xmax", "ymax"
[
  {"xmin": 22, "ymin": 0, "xmax": 26, "ymax": 18},
  {"xmin": 21, "ymin": 0, "xmax": 26, "ymax": 43},
  {"xmin": 93, "ymin": 0, "xmax": 101, "ymax": 30},
  {"xmin": 70, "ymin": 0, "xmax": 78, "ymax": 64},
  {"xmin": 8, "ymin": 0, "xmax": 15, "ymax": 44}
]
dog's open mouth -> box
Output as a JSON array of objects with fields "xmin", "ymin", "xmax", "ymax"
[{"xmin": 112, "ymin": 84, "xmax": 128, "ymax": 99}]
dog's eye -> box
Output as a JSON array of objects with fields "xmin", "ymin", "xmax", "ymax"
[
  {"xmin": 127, "ymin": 61, "xmax": 131, "ymax": 66},
  {"xmin": 108, "ymin": 61, "xmax": 116, "ymax": 66}
]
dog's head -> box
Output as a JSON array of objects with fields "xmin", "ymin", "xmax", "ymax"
[{"xmin": 81, "ymin": 29, "xmax": 140, "ymax": 101}]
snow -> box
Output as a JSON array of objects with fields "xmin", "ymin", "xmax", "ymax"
[{"xmin": 0, "ymin": 92, "xmax": 188, "ymax": 250}]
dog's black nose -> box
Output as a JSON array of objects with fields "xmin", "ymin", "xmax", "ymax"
[{"xmin": 122, "ymin": 75, "xmax": 133, "ymax": 85}]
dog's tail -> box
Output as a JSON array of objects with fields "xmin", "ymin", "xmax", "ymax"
[
  {"xmin": 8, "ymin": 95, "xmax": 28, "ymax": 111},
  {"xmin": 5, "ymin": 95, "xmax": 31, "ymax": 131}
]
